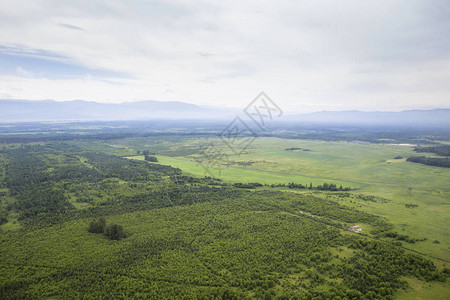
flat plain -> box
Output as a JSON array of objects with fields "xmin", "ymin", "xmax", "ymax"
[
  {"xmin": 122, "ymin": 137, "xmax": 450, "ymax": 261},
  {"xmin": 0, "ymin": 133, "xmax": 449, "ymax": 299}
]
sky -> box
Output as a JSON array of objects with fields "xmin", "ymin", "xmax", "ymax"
[{"xmin": 0, "ymin": 0, "xmax": 449, "ymax": 113}]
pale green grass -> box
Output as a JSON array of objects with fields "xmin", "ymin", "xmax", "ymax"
[
  {"xmin": 126, "ymin": 155, "xmax": 363, "ymax": 188},
  {"xmin": 395, "ymin": 277, "xmax": 450, "ymax": 300},
  {"xmin": 233, "ymin": 138, "xmax": 450, "ymax": 188}
]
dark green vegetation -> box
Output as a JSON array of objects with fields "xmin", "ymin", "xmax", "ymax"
[
  {"xmin": 0, "ymin": 122, "xmax": 449, "ymax": 299},
  {"xmin": 232, "ymin": 182, "xmax": 352, "ymax": 191},
  {"xmin": 285, "ymin": 148, "xmax": 311, "ymax": 152},
  {"xmin": 414, "ymin": 145, "xmax": 450, "ymax": 157},
  {"xmin": 145, "ymin": 155, "xmax": 158, "ymax": 162},
  {"xmin": 88, "ymin": 217, "xmax": 107, "ymax": 233},
  {"xmin": 406, "ymin": 156, "xmax": 450, "ymax": 168},
  {"xmin": 405, "ymin": 145, "xmax": 450, "ymax": 168},
  {"xmin": 87, "ymin": 217, "xmax": 124, "ymax": 240},
  {"xmin": 105, "ymin": 223, "xmax": 125, "ymax": 240}
]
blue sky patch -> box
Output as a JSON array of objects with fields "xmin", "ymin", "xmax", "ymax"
[{"xmin": 0, "ymin": 45, "xmax": 127, "ymax": 79}]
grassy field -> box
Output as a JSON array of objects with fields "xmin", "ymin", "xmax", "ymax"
[
  {"xmin": 126, "ymin": 155, "xmax": 364, "ymax": 189},
  {"xmin": 122, "ymin": 137, "xmax": 450, "ymax": 261},
  {"xmin": 395, "ymin": 277, "xmax": 450, "ymax": 300}
]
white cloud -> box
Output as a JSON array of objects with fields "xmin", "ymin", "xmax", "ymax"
[
  {"xmin": 0, "ymin": 0, "xmax": 449, "ymax": 112},
  {"xmin": 15, "ymin": 66, "xmax": 33, "ymax": 77}
]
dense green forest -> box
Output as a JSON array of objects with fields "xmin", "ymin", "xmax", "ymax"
[
  {"xmin": 406, "ymin": 156, "xmax": 450, "ymax": 168},
  {"xmin": 0, "ymin": 140, "xmax": 448, "ymax": 299}
]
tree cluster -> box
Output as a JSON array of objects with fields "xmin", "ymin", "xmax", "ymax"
[
  {"xmin": 88, "ymin": 217, "xmax": 125, "ymax": 240},
  {"xmin": 268, "ymin": 182, "xmax": 351, "ymax": 191},
  {"xmin": 144, "ymin": 155, "xmax": 158, "ymax": 162}
]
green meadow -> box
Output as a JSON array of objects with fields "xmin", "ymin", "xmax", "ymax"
[{"xmin": 127, "ymin": 155, "xmax": 364, "ymax": 189}]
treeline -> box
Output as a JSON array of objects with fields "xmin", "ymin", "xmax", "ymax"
[
  {"xmin": 383, "ymin": 231, "xmax": 426, "ymax": 244},
  {"xmin": 414, "ymin": 145, "xmax": 450, "ymax": 156},
  {"xmin": 270, "ymin": 182, "xmax": 351, "ymax": 191},
  {"xmin": 285, "ymin": 147, "xmax": 311, "ymax": 151},
  {"xmin": 406, "ymin": 156, "xmax": 450, "ymax": 168},
  {"xmin": 231, "ymin": 181, "xmax": 352, "ymax": 191},
  {"xmin": 233, "ymin": 182, "xmax": 263, "ymax": 189}
]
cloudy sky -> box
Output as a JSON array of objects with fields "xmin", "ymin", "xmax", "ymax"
[{"xmin": 0, "ymin": 0, "xmax": 449, "ymax": 112}]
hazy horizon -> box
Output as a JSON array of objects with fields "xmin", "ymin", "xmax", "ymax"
[
  {"xmin": 2, "ymin": 98, "xmax": 450, "ymax": 126},
  {"xmin": 2, "ymin": 98, "xmax": 450, "ymax": 115}
]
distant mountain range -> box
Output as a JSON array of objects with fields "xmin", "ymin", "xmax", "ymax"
[
  {"xmin": 0, "ymin": 99, "xmax": 449, "ymax": 126},
  {"xmin": 0, "ymin": 99, "xmax": 238, "ymax": 122}
]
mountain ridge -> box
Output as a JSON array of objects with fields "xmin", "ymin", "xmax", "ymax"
[{"xmin": 1, "ymin": 99, "xmax": 449, "ymax": 126}]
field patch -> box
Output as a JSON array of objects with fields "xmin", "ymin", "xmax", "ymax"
[{"xmin": 126, "ymin": 155, "xmax": 364, "ymax": 189}]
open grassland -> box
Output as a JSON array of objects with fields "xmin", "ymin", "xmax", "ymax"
[
  {"xmin": 239, "ymin": 139, "xmax": 450, "ymax": 188},
  {"xmin": 127, "ymin": 155, "xmax": 364, "ymax": 189}
]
